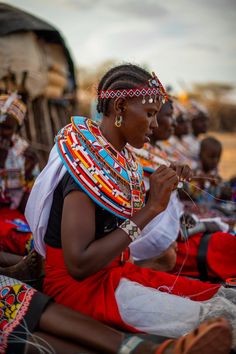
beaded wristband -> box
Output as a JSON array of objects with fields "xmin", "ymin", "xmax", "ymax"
[
  {"xmin": 118, "ymin": 336, "xmax": 144, "ymax": 354},
  {"xmin": 119, "ymin": 219, "xmax": 141, "ymax": 242}
]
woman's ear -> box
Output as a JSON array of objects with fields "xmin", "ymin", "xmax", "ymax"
[{"xmin": 113, "ymin": 97, "xmax": 127, "ymax": 115}]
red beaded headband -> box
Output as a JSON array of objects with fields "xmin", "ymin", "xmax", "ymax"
[{"xmin": 98, "ymin": 72, "xmax": 168, "ymax": 104}]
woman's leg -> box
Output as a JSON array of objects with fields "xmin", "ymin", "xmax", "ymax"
[
  {"xmin": 38, "ymin": 302, "xmax": 123, "ymax": 353},
  {"xmin": 25, "ymin": 331, "xmax": 96, "ymax": 354},
  {"xmin": 25, "ymin": 318, "xmax": 232, "ymax": 354}
]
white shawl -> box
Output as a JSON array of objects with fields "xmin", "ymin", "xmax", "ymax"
[{"xmin": 25, "ymin": 145, "xmax": 66, "ymax": 256}]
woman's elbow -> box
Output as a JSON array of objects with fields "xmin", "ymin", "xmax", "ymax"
[{"xmin": 66, "ymin": 261, "xmax": 91, "ymax": 280}]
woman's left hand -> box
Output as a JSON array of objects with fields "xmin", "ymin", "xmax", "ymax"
[{"xmin": 169, "ymin": 163, "xmax": 192, "ymax": 182}]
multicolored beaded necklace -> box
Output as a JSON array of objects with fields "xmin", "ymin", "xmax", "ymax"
[{"xmin": 56, "ymin": 116, "xmax": 145, "ymax": 218}]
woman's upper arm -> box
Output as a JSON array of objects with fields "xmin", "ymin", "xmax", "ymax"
[{"xmin": 61, "ymin": 190, "xmax": 96, "ymax": 277}]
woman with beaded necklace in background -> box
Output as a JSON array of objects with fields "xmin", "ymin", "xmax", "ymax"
[{"xmin": 26, "ymin": 64, "xmax": 236, "ymax": 353}]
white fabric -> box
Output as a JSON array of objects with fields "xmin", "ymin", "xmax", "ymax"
[
  {"xmin": 200, "ymin": 217, "xmax": 229, "ymax": 233},
  {"xmin": 115, "ymin": 278, "xmax": 201, "ymax": 337},
  {"xmin": 130, "ymin": 191, "xmax": 182, "ymax": 260},
  {"xmin": 25, "ymin": 145, "xmax": 66, "ymax": 257},
  {"xmin": 200, "ymin": 293, "xmax": 236, "ymax": 348},
  {"xmin": 116, "ymin": 278, "xmax": 236, "ymax": 348}
]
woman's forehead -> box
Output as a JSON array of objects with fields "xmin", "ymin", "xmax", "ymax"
[{"xmin": 128, "ymin": 97, "xmax": 161, "ymax": 110}]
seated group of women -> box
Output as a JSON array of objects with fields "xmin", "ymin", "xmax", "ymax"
[{"xmin": 0, "ymin": 65, "xmax": 236, "ymax": 353}]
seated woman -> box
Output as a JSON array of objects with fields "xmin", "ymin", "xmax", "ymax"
[
  {"xmin": 183, "ymin": 136, "xmax": 232, "ymax": 205},
  {"xmin": 158, "ymin": 102, "xmax": 195, "ymax": 169},
  {"xmin": 0, "ymin": 93, "xmax": 38, "ymax": 256},
  {"xmin": 175, "ymin": 137, "xmax": 236, "ymax": 281},
  {"xmin": 26, "ymin": 64, "xmax": 236, "ymax": 348},
  {"xmin": 182, "ymin": 101, "xmax": 209, "ymax": 165}
]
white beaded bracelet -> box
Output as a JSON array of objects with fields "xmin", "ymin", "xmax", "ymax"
[
  {"xmin": 118, "ymin": 336, "xmax": 144, "ymax": 354},
  {"xmin": 119, "ymin": 219, "xmax": 141, "ymax": 242}
]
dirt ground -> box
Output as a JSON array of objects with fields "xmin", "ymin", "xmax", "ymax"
[{"xmin": 209, "ymin": 132, "xmax": 236, "ymax": 180}]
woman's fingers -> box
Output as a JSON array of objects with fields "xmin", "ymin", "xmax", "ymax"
[{"xmin": 169, "ymin": 163, "xmax": 192, "ymax": 182}]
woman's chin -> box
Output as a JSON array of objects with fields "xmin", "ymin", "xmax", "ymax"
[{"xmin": 131, "ymin": 142, "xmax": 146, "ymax": 149}]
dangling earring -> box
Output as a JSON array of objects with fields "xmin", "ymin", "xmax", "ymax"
[{"xmin": 115, "ymin": 115, "xmax": 123, "ymax": 127}]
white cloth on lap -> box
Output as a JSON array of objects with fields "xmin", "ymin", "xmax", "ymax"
[
  {"xmin": 130, "ymin": 191, "xmax": 182, "ymax": 260},
  {"xmin": 115, "ymin": 278, "xmax": 201, "ymax": 337}
]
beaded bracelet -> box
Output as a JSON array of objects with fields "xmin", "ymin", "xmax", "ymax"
[
  {"xmin": 118, "ymin": 336, "xmax": 144, "ymax": 354},
  {"xmin": 119, "ymin": 219, "xmax": 141, "ymax": 242}
]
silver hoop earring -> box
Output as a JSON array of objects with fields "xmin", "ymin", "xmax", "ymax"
[{"xmin": 115, "ymin": 115, "xmax": 123, "ymax": 128}]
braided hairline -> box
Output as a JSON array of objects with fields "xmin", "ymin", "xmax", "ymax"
[{"xmin": 97, "ymin": 64, "xmax": 152, "ymax": 115}]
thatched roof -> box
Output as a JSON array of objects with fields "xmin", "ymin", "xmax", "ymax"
[{"xmin": 0, "ymin": 2, "xmax": 76, "ymax": 89}]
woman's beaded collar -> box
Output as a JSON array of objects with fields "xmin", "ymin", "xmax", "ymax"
[{"xmin": 56, "ymin": 117, "xmax": 145, "ymax": 218}]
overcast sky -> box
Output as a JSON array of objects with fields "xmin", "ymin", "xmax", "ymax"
[{"xmin": 2, "ymin": 0, "xmax": 236, "ymax": 91}]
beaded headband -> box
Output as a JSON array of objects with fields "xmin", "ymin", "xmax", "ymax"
[
  {"xmin": 0, "ymin": 93, "xmax": 26, "ymax": 126},
  {"xmin": 98, "ymin": 72, "xmax": 168, "ymax": 104}
]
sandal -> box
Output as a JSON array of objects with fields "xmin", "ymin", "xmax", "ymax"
[{"xmin": 155, "ymin": 317, "xmax": 232, "ymax": 354}]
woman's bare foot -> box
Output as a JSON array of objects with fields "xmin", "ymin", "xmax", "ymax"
[{"xmin": 0, "ymin": 250, "xmax": 44, "ymax": 281}]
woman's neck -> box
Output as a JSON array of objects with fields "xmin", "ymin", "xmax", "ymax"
[
  {"xmin": 99, "ymin": 117, "xmax": 126, "ymax": 152},
  {"xmin": 149, "ymin": 135, "xmax": 157, "ymax": 146}
]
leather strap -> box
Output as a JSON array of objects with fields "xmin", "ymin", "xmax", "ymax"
[{"xmin": 197, "ymin": 232, "xmax": 212, "ymax": 281}]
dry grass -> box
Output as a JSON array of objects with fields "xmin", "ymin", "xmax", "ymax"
[{"xmin": 209, "ymin": 132, "xmax": 236, "ymax": 180}]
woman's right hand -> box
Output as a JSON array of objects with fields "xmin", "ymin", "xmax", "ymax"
[{"xmin": 146, "ymin": 165, "xmax": 178, "ymax": 215}]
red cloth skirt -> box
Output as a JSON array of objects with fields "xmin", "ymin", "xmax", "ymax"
[
  {"xmin": 0, "ymin": 208, "xmax": 33, "ymax": 255},
  {"xmin": 43, "ymin": 245, "xmax": 220, "ymax": 333},
  {"xmin": 174, "ymin": 231, "xmax": 236, "ymax": 281}
]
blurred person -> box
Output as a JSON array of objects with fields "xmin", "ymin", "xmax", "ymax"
[
  {"xmin": 0, "ymin": 93, "xmax": 38, "ymax": 256},
  {"xmin": 199, "ymin": 136, "xmax": 222, "ymax": 176},
  {"xmin": 183, "ymin": 101, "xmax": 209, "ymax": 164},
  {"xmin": 186, "ymin": 137, "xmax": 222, "ymax": 200},
  {"xmin": 159, "ymin": 102, "xmax": 194, "ymax": 168},
  {"xmin": 183, "ymin": 136, "xmax": 236, "ymax": 221},
  {"xmin": 132, "ymin": 107, "xmax": 236, "ymax": 284}
]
